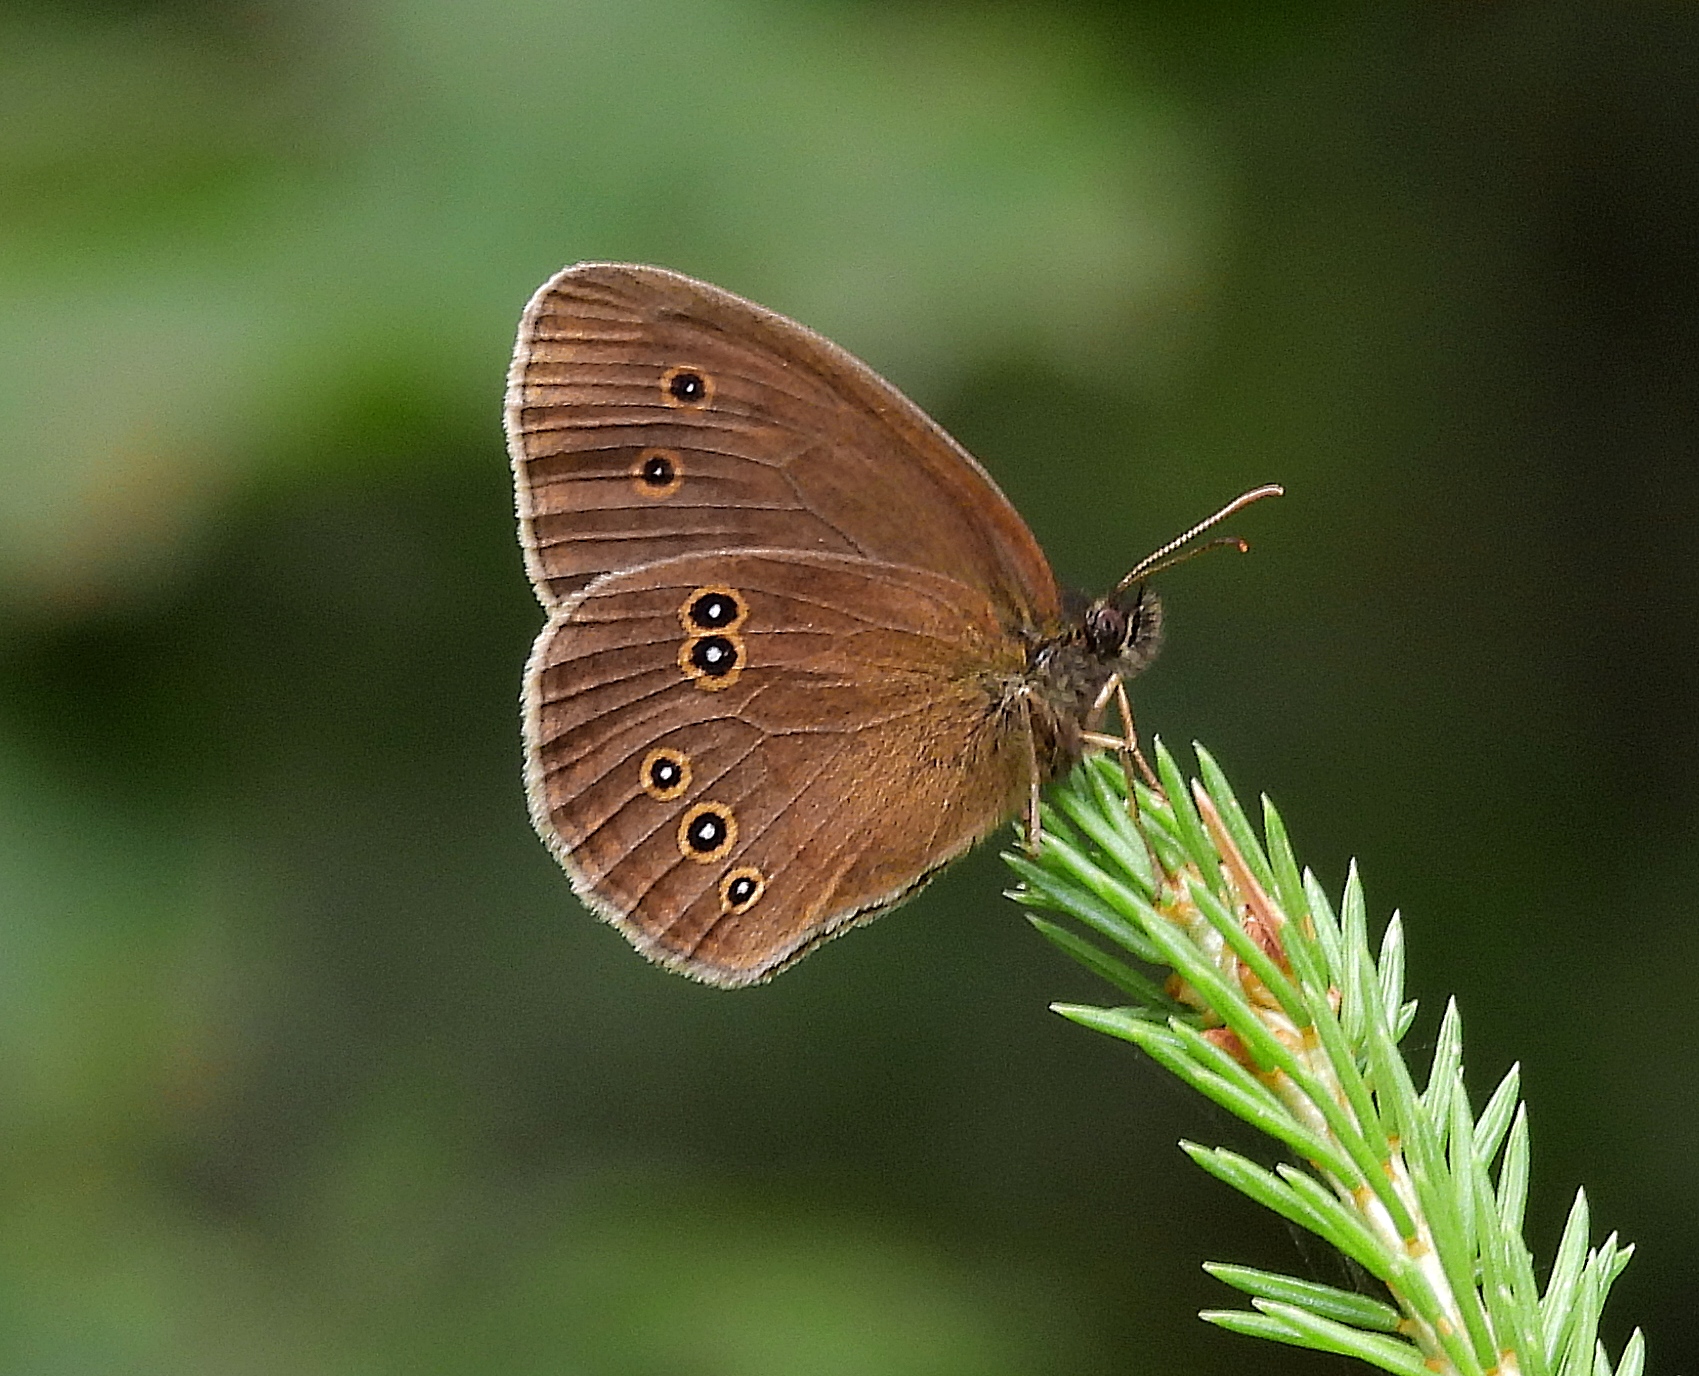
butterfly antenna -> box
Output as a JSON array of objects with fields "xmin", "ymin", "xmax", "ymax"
[{"xmin": 1108, "ymin": 483, "xmax": 1284, "ymax": 602}]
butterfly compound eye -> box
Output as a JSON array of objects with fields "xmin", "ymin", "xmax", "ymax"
[{"xmin": 1084, "ymin": 604, "xmax": 1128, "ymax": 657}]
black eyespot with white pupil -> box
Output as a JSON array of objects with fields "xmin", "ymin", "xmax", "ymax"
[
  {"xmin": 719, "ymin": 866, "xmax": 765, "ymax": 914},
  {"xmin": 689, "ymin": 593, "xmax": 739, "ymax": 629},
  {"xmin": 689, "ymin": 636, "xmax": 738, "ymax": 676},
  {"xmin": 669, "ymin": 370, "xmax": 707, "ymax": 403},
  {"xmin": 640, "ymin": 747, "xmax": 691, "ymax": 800},
  {"xmin": 678, "ymin": 802, "xmax": 736, "ymax": 862},
  {"xmin": 688, "ymin": 812, "xmax": 728, "ymax": 851},
  {"xmin": 640, "ymin": 454, "xmax": 675, "ymax": 486}
]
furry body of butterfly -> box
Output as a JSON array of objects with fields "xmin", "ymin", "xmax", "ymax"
[{"xmin": 506, "ymin": 263, "xmax": 1162, "ymax": 986}]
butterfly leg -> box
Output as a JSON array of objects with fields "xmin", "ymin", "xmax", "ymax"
[
  {"xmin": 1078, "ymin": 676, "xmax": 1172, "ymax": 886},
  {"xmin": 1083, "ymin": 672, "xmax": 1119, "ymax": 735},
  {"xmin": 1112, "ymin": 676, "xmax": 1160, "ymax": 790},
  {"xmin": 1020, "ymin": 695, "xmax": 1043, "ymax": 855},
  {"xmin": 1081, "ymin": 679, "xmax": 1158, "ymax": 786},
  {"xmin": 1079, "ymin": 675, "xmax": 1142, "ymax": 811}
]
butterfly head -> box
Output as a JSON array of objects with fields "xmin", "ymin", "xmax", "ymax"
[
  {"xmin": 1062, "ymin": 482, "xmax": 1281, "ymax": 693},
  {"xmin": 1026, "ymin": 586, "xmax": 1164, "ymax": 756},
  {"xmin": 1024, "ymin": 483, "xmax": 1281, "ymax": 769}
]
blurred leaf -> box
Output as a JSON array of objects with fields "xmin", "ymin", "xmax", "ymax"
[{"xmin": 0, "ymin": 0, "xmax": 1217, "ymax": 613}]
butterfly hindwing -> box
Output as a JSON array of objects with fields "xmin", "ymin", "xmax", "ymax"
[{"xmin": 524, "ymin": 549, "xmax": 1031, "ymax": 985}]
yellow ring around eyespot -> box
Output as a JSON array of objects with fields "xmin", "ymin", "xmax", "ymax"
[
  {"xmin": 659, "ymin": 365, "xmax": 715, "ymax": 409},
  {"xmin": 678, "ymin": 802, "xmax": 736, "ymax": 864},
  {"xmin": 677, "ymin": 631, "xmax": 744, "ymax": 691},
  {"xmin": 719, "ymin": 866, "xmax": 766, "ymax": 914},
  {"xmin": 639, "ymin": 747, "xmax": 691, "ymax": 802},
  {"xmin": 677, "ymin": 585, "xmax": 748, "ymax": 636},
  {"xmin": 630, "ymin": 448, "xmax": 684, "ymax": 499}
]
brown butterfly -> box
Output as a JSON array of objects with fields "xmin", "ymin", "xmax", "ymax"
[{"xmin": 505, "ymin": 262, "xmax": 1277, "ymax": 987}]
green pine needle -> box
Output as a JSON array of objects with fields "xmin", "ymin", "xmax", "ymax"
[{"xmin": 1006, "ymin": 743, "xmax": 1645, "ymax": 1376}]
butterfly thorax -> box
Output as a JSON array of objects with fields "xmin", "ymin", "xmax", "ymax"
[{"xmin": 1021, "ymin": 588, "xmax": 1164, "ymax": 780}]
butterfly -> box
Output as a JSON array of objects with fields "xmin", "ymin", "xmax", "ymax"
[{"xmin": 505, "ymin": 262, "xmax": 1277, "ymax": 986}]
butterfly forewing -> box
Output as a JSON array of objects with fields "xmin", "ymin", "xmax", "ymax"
[
  {"xmin": 524, "ymin": 550, "xmax": 1031, "ymax": 985},
  {"xmin": 505, "ymin": 263, "xmax": 1061, "ymax": 627}
]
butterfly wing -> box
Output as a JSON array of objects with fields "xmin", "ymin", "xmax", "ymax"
[
  {"xmin": 505, "ymin": 262, "xmax": 1061, "ymax": 628},
  {"xmin": 524, "ymin": 549, "xmax": 1031, "ymax": 986}
]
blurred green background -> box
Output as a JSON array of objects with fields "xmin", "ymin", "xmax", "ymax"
[{"xmin": 2, "ymin": 0, "xmax": 1696, "ymax": 1371}]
